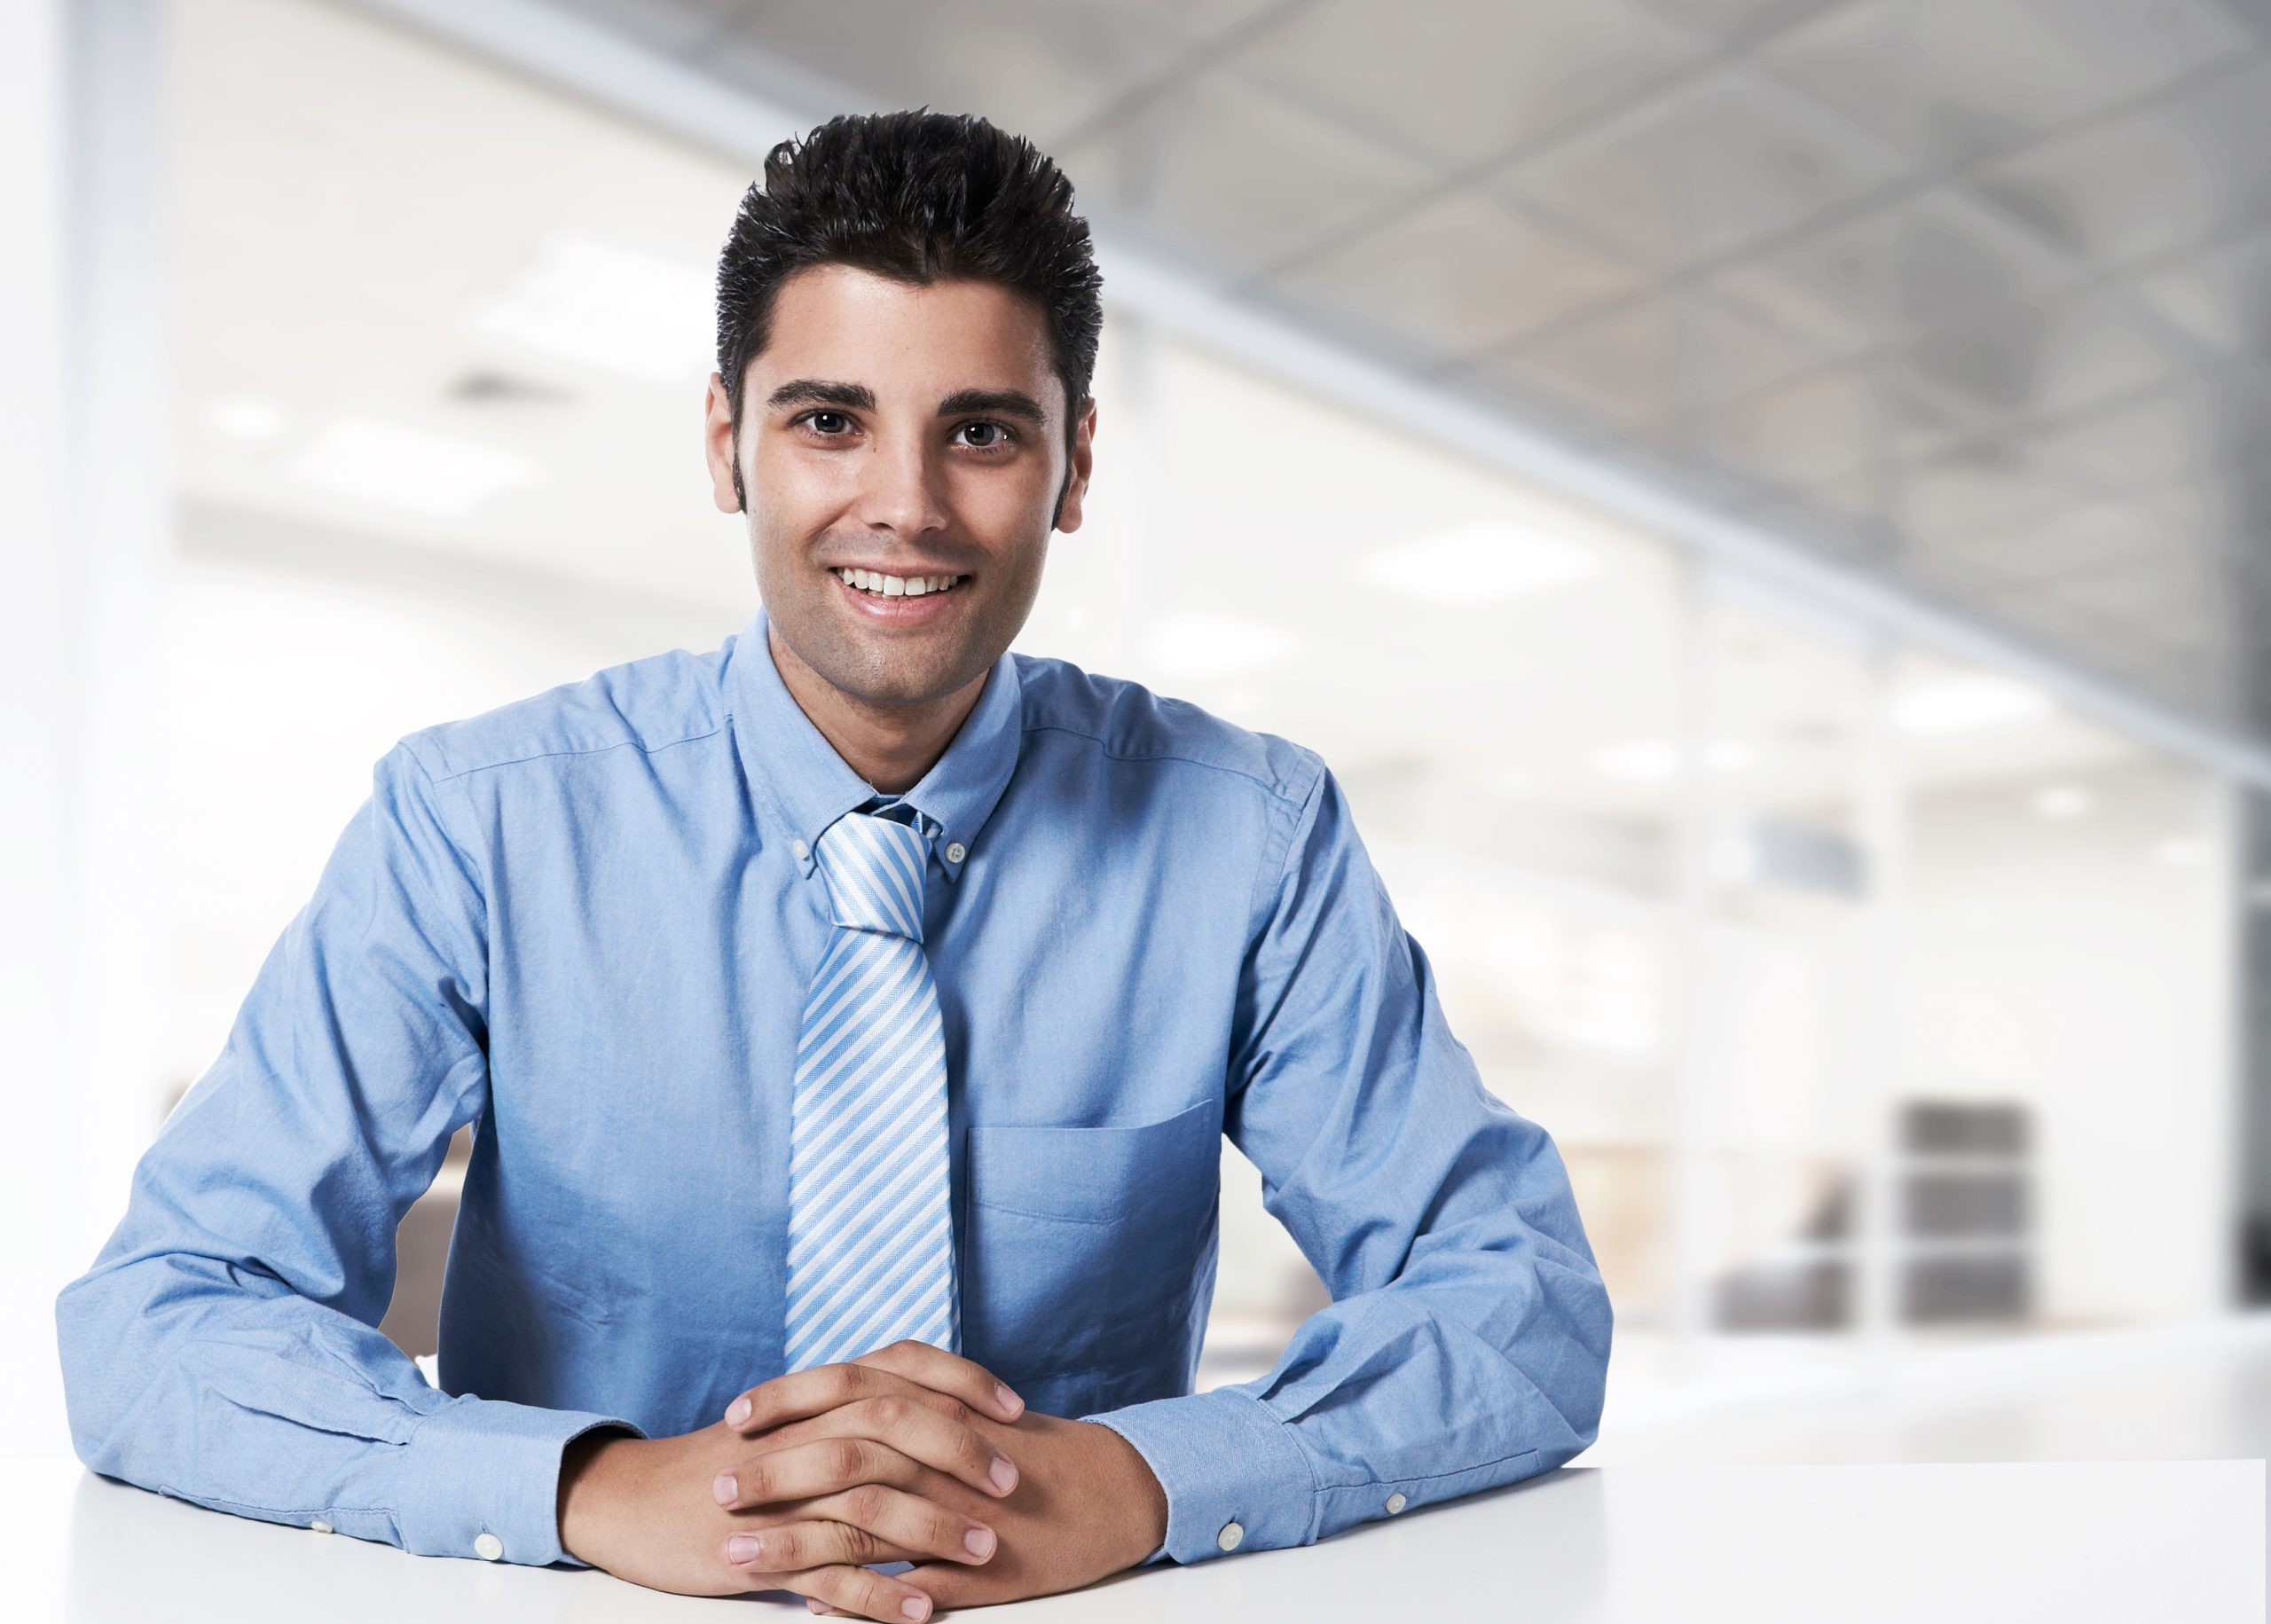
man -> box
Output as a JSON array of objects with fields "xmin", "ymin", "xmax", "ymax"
[{"xmin": 56, "ymin": 111, "xmax": 1611, "ymax": 1620}]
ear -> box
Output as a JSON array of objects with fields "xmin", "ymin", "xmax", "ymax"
[
  {"xmin": 1052, "ymin": 397, "xmax": 1098, "ymax": 534},
  {"xmin": 703, "ymin": 372, "xmax": 743, "ymax": 514}
]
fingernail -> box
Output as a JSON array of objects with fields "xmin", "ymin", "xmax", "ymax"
[
  {"xmin": 727, "ymin": 1534, "xmax": 761, "ymax": 1564},
  {"xmin": 989, "ymin": 1455, "xmax": 1018, "ymax": 1494},
  {"xmin": 994, "ymin": 1382, "xmax": 1024, "ymax": 1416},
  {"xmin": 964, "ymin": 1526, "xmax": 995, "ymax": 1559},
  {"xmin": 901, "ymin": 1599, "xmax": 931, "ymax": 1622},
  {"xmin": 726, "ymin": 1395, "xmax": 752, "ymax": 1426},
  {"xmin": 805, "ymin": 1600, "xmax": 828, "ymax": 1616},
  {"xmin": 712, "ymin": 1473, "xmax": 737, "ymax": 1506}
]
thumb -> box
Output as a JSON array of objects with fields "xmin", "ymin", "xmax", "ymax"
[{"xmin": 899, "ymin": 1561, "xmax": 980, "ymax": 1614}]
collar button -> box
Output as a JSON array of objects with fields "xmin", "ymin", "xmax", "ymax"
[{"xmin": 945, "ymin": 841, "xmax": 967, "ymax": 864}]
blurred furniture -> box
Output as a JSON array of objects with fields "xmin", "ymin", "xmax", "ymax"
[
  {"xmin": 32, "ymin": 1455, "xmax": 2259, "ymax": 1621},
  {"xmin": 1899, "ymin": 1100, "xmax": 2032, "ymax": 1324},
  {"xmin": 1713, "ymin": 1097, "xmax": 2033, "ymax": 1332}
]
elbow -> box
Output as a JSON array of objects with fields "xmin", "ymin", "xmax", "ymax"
[
  {"xmin": 1536, "ymin": 1251, "xmax": 1613, "ymax": 1456},
  {"xmin": 55, "ymin": 1270, "xmax": 138, "ymax": 1476},
  {"xmin": 54, "ymin": 1259, "xmax": 194, "ymax": 1483}
]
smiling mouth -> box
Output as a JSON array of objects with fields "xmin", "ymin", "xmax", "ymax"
[{"xmin": 829, "ymin": 566, "xmax": 970, "ymax": 600}]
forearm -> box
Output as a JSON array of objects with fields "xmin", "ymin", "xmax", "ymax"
[
  {"xmin": 57, "ymin": 1246, "xmax": 640, "ymax": 1564},
  {"xmin": 1088, "ymin": 1237, "xmax": 1608, "ymax": 1561}
]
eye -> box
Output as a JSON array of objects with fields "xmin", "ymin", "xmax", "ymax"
[
  {"xmin": 797, "ymin": 409, "xmax": 855, "ymax": 438},
  {"xmin": 956, "ymin": 420, "xmax": 1016, "ymax": 451}
]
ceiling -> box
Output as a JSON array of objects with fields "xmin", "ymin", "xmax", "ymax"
[
  {"xmin": 168, "ymin": 0, "xmax": 2192, "ymax": 859},
  {"xmin": 524, "ymin": 0, "xmax": 2271, "ymax": 753}
]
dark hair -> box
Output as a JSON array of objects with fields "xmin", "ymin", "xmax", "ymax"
[{"xmin": 715, "ymin": 109, "xmax": 1104, "ymax": 520}]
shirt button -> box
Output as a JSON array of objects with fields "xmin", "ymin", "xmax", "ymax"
[
  {"xmin": 1216, "ymin": 1520, "xmax": 1244, "ymax": 1552},
  {"xmin": 945, "ymin": 841, "xmax": 967, "ymax": 864},
  {"xmin": 310, "ymin": 1520, "xmax": 334, "ymax": 1534},
  {"xmin": 1386, "ymin": 1492, "xmax": 1408, "ymax": 1515},
  {"xmin": 473, "ymin": 1532, "xmax": 504, "ymax": 1561},
  {"xmin": 791, "ymin": 839, "xmax": 808, "ymax": 859}
]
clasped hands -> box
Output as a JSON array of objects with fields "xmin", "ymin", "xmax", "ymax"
[{"xmin": 557, "ymin": 1340, "xmax": 1169, "ymax": 1619}]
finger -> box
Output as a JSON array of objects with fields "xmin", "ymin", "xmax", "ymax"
[
  {"xmin": 717, "ymin": 1437, "xmax": 924, "ymax": 1507},
  {"xmin": 786, "ymin": 1560, "xmax": 936, "ymax": 1623},
  {"xmin": 724, "ymin": 1362, "xmax": 902, "ymax": 1434},
  {"xmin": 898, "ymin": 1562, "xmax": 984, "ymax": 1613},
  {"xmin": 717, "ymin": 1408, "xmax": 1016, "ymax": 1506},
  {"xmin": 827, "ymin": 1394, "xmax": 1018, "ymax": 1498},
  {"xmin": 793, "ymin": 1481, "xmax": 998, "ymax": 1565},
  {"xmin": 855, "ymin": 1340, "xmax": 1025, "ymax": 1423},
  {"xmin": 722, "ymin": 1518, "xmax": 909, "ymax": 1574}
]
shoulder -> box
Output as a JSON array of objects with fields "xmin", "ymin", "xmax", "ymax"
[
  {"xmin": 393, "ymin": 639, "xmax": 730, "ymax": 784},
  {"xmin": 1010, "ymin": 649, "xmax": 1325, "ymax": 812}
]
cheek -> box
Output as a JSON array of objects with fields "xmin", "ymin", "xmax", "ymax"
[
  {"xmin": 748, "ymin": 457, "xmax": 855, "ymax": 542},
  {"xmin": 947, "ymin": 463, "xmax": 1057, "ymax": 540}
]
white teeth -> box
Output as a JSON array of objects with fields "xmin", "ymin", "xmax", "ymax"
[{"xmin": 835, "ymin": 567, "xmax": 963, "ymax": 598}]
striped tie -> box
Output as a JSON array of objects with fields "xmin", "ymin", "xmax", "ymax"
[{"xmin": 782, "ymin": 805, "xmax": 956, "ymax": 1373}]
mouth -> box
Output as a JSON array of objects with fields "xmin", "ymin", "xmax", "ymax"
[{"xmin": 829, "ymin": 565, "xmax": 971, "ymax": 625}]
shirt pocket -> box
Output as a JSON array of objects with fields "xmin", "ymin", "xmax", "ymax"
[{"xmin": 961, "ymin": 1098, "xmax": 1221, "ymax": 1395}]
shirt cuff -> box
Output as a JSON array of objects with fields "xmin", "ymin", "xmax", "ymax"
[
  {"xmin": 396, "ymin": 1394, "xmax": 646, "ymax": 1565},
  {"xmin": 1082, "ymin": 1385, "xmax": 1316, "ymax": 1565}
]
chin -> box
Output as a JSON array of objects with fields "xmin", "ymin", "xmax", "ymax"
[{"xmin": 820, "ymin": 641, "xmax": 971, "ymax": 708}]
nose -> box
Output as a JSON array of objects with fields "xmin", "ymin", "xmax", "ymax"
[{"xmin": 852, "ymin": 427, "xmax": 949, "ymax": 542}]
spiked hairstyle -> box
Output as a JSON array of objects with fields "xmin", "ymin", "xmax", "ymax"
[{"xmin": 714, "ymin": 110, "xmax": 1105, "ymax": 520}]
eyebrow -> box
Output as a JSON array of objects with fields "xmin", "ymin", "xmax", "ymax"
[
  {"xmin": 766, "ymin": 379, "xmax": 1049, "ymax": 428},
  {"xmin": 937, "ymin": 388, "xmax": 1049, "ymax": 428}
]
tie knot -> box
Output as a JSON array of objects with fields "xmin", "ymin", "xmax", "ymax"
[{"xmin": 813, "ymin": 810, "xmax": 931, "ymax": 940}]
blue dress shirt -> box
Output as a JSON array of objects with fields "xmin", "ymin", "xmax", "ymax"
[{"xmin": 56, "ymin": 607, "xmax": 1612, "ymax": 1570}]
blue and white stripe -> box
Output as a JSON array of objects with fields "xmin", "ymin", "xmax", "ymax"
[{"xmin": 782, "ymin": 808, "xmax": 956, "ymax": 1372}]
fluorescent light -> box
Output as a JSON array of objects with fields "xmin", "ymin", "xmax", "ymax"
[
  {"xmin": 1592, "ymin": 737, "xmax": 1758, "ymax": 782},
  {"xmin": 1892, "ymin": 675, "xmax": 2053, "ymax": 735},
  {"xmin": 1594, "ymin": 741, "xmax": 1678, "ymax": 782},
  {"xmin": 2031, "ymin": 785, "xmax": 2091, "ymax": 820},
  {"xmin": 1356, "ymin": 518, "xmax": 1603, "ymax": 605},
  {"xmin": 200, "ymin": 392, "xmax": 292, "ymax": 443},
  {"xmin": 285, "ymin": 416, "xmax": 538, "ymax": 517},
  {"xmin": 464, "ymin": 233, "xmax": 714, "ymax": 385},
  {"xmin": 1143, "ymin": 611, "xmax": 1297, "ymax": 679},
  {"xmin": 2153, "ymin": 838, "xmax": 2208, "ymax": 868}
]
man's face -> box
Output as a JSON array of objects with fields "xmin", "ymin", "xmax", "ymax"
[{"xmin": 704, "ymin": 263, "xmax": 1095, "ymax": 709}]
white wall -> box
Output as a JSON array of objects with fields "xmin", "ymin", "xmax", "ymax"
[{"xmin": 1902, "ymin": 761, "xmax": 2235, "ymax": 1323}]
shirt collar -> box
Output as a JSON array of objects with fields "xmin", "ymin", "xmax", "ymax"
[{"xmin": 726, "ymin": 606, "xmax": 1024, "ymax": 886}]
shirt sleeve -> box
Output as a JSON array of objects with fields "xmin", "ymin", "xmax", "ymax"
[
  {"xmin": 53, "ymin": 740, "xmax": 644, "ymax": 1565},
  {"xmin": 1083, "ymin": 755, "xmax": 1613, "ymax": 1564}
]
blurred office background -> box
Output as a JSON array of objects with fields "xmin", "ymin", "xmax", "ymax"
[{"xmin": 11, "ymin": 0, "xmax": 2271, "ymax": 1472}]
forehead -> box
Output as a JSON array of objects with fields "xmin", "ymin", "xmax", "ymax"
[{"xmin": 756, "ymin": 263, "xmax": 1059, "ymax": 403}]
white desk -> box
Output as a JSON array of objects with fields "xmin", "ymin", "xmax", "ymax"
[{"xmin": 6, "ymin": 1456, "xmax": 2262, "ymax": 1622}]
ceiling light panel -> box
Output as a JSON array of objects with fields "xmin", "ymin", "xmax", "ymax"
[
  {"xmin": 1891, "ymin": 673, "xmax": 2053, "ymax": 735},
  {"xmin": 463, "ymin": 232, "xmax": 715, "ymax": 386},
  {"xmin": 285, "ymin": 416, "xmax": 539, "ymax": 518},
  {"xmin": 1358, "ymin": 518, "xmax": 1606, "ymax": 605}
]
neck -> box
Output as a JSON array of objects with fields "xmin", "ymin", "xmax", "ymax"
[{"xmin": 766, "ymin": 621, "xmax": 988, "ymax": 795}]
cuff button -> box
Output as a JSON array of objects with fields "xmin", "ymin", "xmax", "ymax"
[
  {"xmin": 310, "ymin": 1520, "xmax": 334, "ymax": 1534},
  {"xmin": 1386, "ymin": 1493, "xmax": 1408, "ymax": 1515},
  {"xmin": 473, "ymin": 1532, "xmax": 504, "ymax": 1561},
  {"xmin": 1216, "ymin": 1520, "xmax": 1244, "ymax": 1552}
]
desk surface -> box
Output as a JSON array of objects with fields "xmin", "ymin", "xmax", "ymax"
[{"xmin": 6, "ymin": 1456, "xmax": 2261, "ymax": 1622}]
